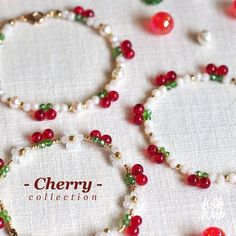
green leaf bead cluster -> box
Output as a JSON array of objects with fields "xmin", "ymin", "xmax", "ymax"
[
  {"xmin": 165, "ymin": 81, "xmax": 177, "ymax": 90},
  {"xmin": 158, "ymin": 147, "xmax": 170, "ymax": 158},
  {"xmin": 97, "ymin": 89, "xmax": 108, "ymax": 99},
  {"xmin": 75, "ymin": 14, "xmax": 87, "ymax": 24},
  {"xmin": 196, "ymin": 171, "xmax": 209, "ymax": 178},
  {"xmin": 122, "ymin": 213, "xmax": 132, "ymax": 226},
  {"xmin": 39, "ymin": 103, "xmax": 53, "ymax": 112},
  {"xmin": 125, "ymin": 173, "xmax": 136, "ymax": 186},
  {"xmin": 112, "ymin": 47, "xmax": 122, "ymax": 58},
  {"xmin": 38, "ymin": 139, "xmax": 53, "ymax": 149},
  {"xmin": 0, "ymin": 210, "xmax": 11, "ymax": 223},
  {"xmin": 143, "ymin": 109, "xmax": 152, "ymax": 121},
  {"xmin": 209, "ymin": 74, "xmax": 224, "ymax": 83},
  {"xmin": 142, "ymin": 0, "xmax": 163, "ymax": 5},
  {"xmin": 0, "ymin": 165, "xmax": 10, "ymax": 178},
  {"xmin": 91, "ymin": 137, "xmax": 106, "ymax": 147}
]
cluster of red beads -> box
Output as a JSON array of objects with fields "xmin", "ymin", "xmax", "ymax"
[
  {"xmin": 205, "ymin": 64, "xmax": 229, "ymax": 76},
  {"xmin": 201, "ymin": 227, "xmax": 225, "ymax": 236},
  {"xmin": 132, "ymin": 104, "xmax": 145, "ymax": 125},
  {"xmin": 187, "ymin": 174, "xmax": 211, "ymax": 189},
  {"xmin": 126, "ymin": 215, "xmax": 143, "ymax": 236},
  {"xmin": 155, "ymin": 70, "xmax": 177, "ymax": 86},
  {"xmin": 146, "ymin": 145, "xmax": 165, "ymax": 164},
  {"xmin": 34, "ymin": 105, "xmax": 57, "ymax": 121},
  {"xmin": 73, "ymin": 6, "xmax": 95, "ymax": 18},
  {"xmin": 120, "ymin": 40, "xmax": 135, "ymax": 60},
  {"xmin": 90, "ymin": 130, "xmax": 112, "ymax": 144},
  {"xmin": 131, "ymin": 164, "xmax": 148, "ymax": 186},
  {"xmin": 100, "ymin": 91, "xmax": 119, "ymax": 108},
  {"xmin": 31, "ymin": 129, "xmax": 54, "ymax": 143}
]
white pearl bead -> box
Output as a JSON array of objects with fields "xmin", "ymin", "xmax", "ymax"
[
  {"xmin": 151, "ymin": 89, "xmax": 161, "ymax": 98},
  {"xmin": 85, "ymin": 99, "xmax": 94, "ymax": 109},
  {"xmin": 180, "ymin": 164, "xmax": 189, "ymax": 174},
  {"xmin": 116, "ymin": 62, "xmax": 125, "ymax": 69},
  {"xmin": 165, "ymin": 155, "xmax": 174, "ymax": 164},
  {"xmin": 31, "ymin": 103, "xmax": 39, "ymax": 111},
  {"xmin": 201, "ymin": 73, "xmax": 210, "ymax": 82},
  {"xmin": 194, "ymin": 73, "xmax": 202, "ymax": 81},
  {"xmin": 197, "ymin": 30, "xmax": 212, "ymax": 45},
  {"xmin": 146, "ymin": 97, "xmax": 155, "ymax": 104},
  {"xmin": 116, "ymin": 55, "xmax": 125, "ymax": 64},
  {"xmin": 99, "ymin": 24, "xmax": 112, "ymax": 36},
  {"xmin": 144, "ymin": 127, "xmax": 152, "ymax": 135},
  {"xmin": 144, "ymin": 102, "xmax": 151, "ymax": 109},
  {"xmin": 86, "ymin": 17, "xmax": 95, "ymax": 26},
  {"xmin": 68, "ymin": 12, "xmax": 75, "ymax": 21},
  {"xmin": 216, "ymin": 175, "xmax": 225, "ymax": 184},
  {"xmin": 0, "ymin": 94, "xmax": 8, "ymax": 102},
  {"xmin": 110, "ymin": 35, "xmax": 119, "ymax": 44},
  {"xmin": 150, "ymin": 135, "xmax": 158, "ymax": 144},
  {"xmin": 112, "ymin": 68, "xmax": 124, "ymax": 80},
  {"xmin": 223, "ymin": 76, "xmax": 232, "ymax": 84},
  {"xmin": 23, "ymin": 103, "xmax": 31, "ymax": 112},
  {"xmin": 91, "ymin": 96, "xmax": 100, "ymax": 105},
  {"xmin": 54, "ymin": 104, "xmax": 61, "ymax": 112},
  {"xmin": 92, "ymin": 19, "xmax": 100, "ymax": 29},
  {"xmin": 0, "ymin": 89, "xmax": 4, "ymax": 95},
  {"xmin": 229, "ymin": 173, "xmax": 236, "ymax": 184},
  {"xmin": 60, "ymin": 103, "xmax": 68, "ymax": 113},
  {"xmin": 183, "ymin": 74, "xmax": 191, "ymax": 83},
  {"xmin": 123, "ymin": 200, "xmax": 131, "ymax": 209},
  {"xmin": 10, "ymin": 96, "xmax": 20, "ymax": 109},
  {"xmin": 169, "ymin": 159, "xmax": 178, "ymax": 169},
  {"xmin": 176, "ymin": 77, "xmax": 184, "ymax": 86},
  {"xmin": 158, "ymin": 85, "xmax": 167, "ymax": 95},
  {"xmin": 209, "ymin": 173, "xmax": 217, "ymax": 183},
  {"xmin": 61, "ymin": 10, "xmax": 69, "ymax": 19},
  {"xmin": 72, "ymin": 102, "xmax": 83, "ymax": 113}
]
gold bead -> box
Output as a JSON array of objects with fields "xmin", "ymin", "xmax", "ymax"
[
  {"xmin": 115, "ymin": 152, "xmax": 122, "ymax": 159},
  {"xmin": 68, "ymin": 104, "xmax": 73, "ymax": 112},
  {"xmin": 19, "ymin": 148, "xmax": 27, "ymax": 156},
  {"xmin": 19, "ymin": 102, "xmax": 24, "ymax": 109},
  {"xmin": 176, "ymin": 164, "xmax": 181, "ymax": 170},
  {"xmin": 7, "ymin": 97, "xmax": 11, "ymax": 103},
  {"xmin": 69, "ymin": 135, "xmax": 76, "ymax": 141},
  {"xmin": 225, "ymin": 175, "xmax": 229, "ymax": 181},
  {"xmin": 149, "ymin": 132, "xmax": 153, "ymax": 137},
  {"xmin": 131, "ymin": 196, "xmax": 138, "ymax": 203},
  {"xmin": 104, "ymin": 228, "xmax": 109, "ymax": 233},
  {"xmin": 8, "ymin": 20, "xmax": 16, "ymax": 25}
]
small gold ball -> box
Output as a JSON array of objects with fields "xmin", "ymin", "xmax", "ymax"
[
  {"xmin": 115, "ymin": 152, "xmax": 122, "ymax": 159},
  {"xmin": 104, "ymin": 228, "xmax": 109, "ymax": 233},
  {"xmin": 69, "ymin": 135, "xmax": 76, "ymax": 141},
  {"xmin": 225, "ymin": 175, "xmax": 229, "ymax": 181},
  {"xmin": 131, "ymin": 196, "xmax": 138, "ymax": 203},
  {"xmin": 19, "ymin": 148, "xmax": 27, "ymax": 156},
  {"xmin": 8, "ymin": 20, "xmax": 16, "ymax": 25},
  {"xmin": 176, "ymin": 164, "xmax": 181, "ymax": 170},
  {"xmin": 68, "ymin": 104, "xmax": 73, "ymax": 112}
]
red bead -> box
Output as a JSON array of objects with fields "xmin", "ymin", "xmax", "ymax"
[
  {"xmin": 100, "ymin": 97, "xmax": 111, "ymax": 108},
  {"xmin": 90, "ymin": 130, "xmax": 101, "ymax": 138},
  {"xmin": 133, "ymin": 104, "xmax": 145, "ymax": 115},
  {"xmin": 83, "ymin": 9, "xmax": 95, "ymax": 17},
  {"xmin": 200, "ymin": 177, "xmax": 211, "ymax": 189},
  {"xmin": 155, "ymin": 75, "xmax": 167, "ymax": 86},
  {"xmin": 121, "ymin": 40, "xmax": 132, "ymax": 51},
  {"xmin": 101, "ymin": 134, "xmax": 112, "ymax": 144},
  {"xmin": 166, "ymin": 71, "xmax": 177, "ymax": 81},
  {"xmin": 217, "ymin": 65, "xmax": 229, "ymax": 76},
  {"xmin": 150, "ymin": 12, "xmax": 174, "ymax": 35},
  {"xmin": 0, "ymin": 159, "xmax": 4, "ymax": 169},
  {"xmin": 34, "ymin": 110, "xmax": 46, "ymax": 121},
  {"xmin": 0, "ymin": 217, "xmax": 5, "ymax": 229},
  {"xmin": 130, "ymin": 215, "xmax": 142, "ymax": 227},
  {"xmin": 153, "ymin": 152, "xmax": 165, "ymax": 164},
  {"xmin": 123, "ymin": 48, "xmax": 135, "ymax": 59},
  {"xmin": 135, "ymin": 174, "xmax": 148, "ymax": 186},
  {"xmin": 31, "ymin": 132, "xmax": 43, "ymax": 143},
  {"xmin": 147, "ymin": 144, "xmax": 158, "ymax": 156},
  {"xmin": 133, "ymin": 114, "xmax": 144, "ymax": 125},
  {"xmin": 206, "ymin": 64, "xmax": 217, "ymax": 75},
  {"xmin": 187, "ymin": 174, "xmax": 200, "ymax": 187},
  {"xmin": 131, "ymin": 164, "xmax": 144, "ymax": 176},
  {"xmin": 43, "ymin": 129, "xmax": 54, "ymax": 140},
  {"xmin": 46, "ymin": 109, "xmax": 57, "ymax": 120},
  {"xmin": 201, "ymin": 227, "xmax": 225, "ymax": 236},
  {"xmin": 107, "ymin": 91, "xmax": 119, "ymax": 102},
  {"xmin": 73, "ymin": 6, "xmax": 84, "ymax": 15},
  {"xmin": 126, "ymin": 225, "xmax": 139, "ymax": 236}
]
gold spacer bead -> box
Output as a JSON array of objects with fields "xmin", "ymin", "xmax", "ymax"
[
  {"xmin": 32, "ymin": 144, "xmax": 38, "ymax": 149},
  {"xmin": 104, "ymin": 228, "xmax": 109, "ymax": 233},
  {"xmin": 8, "ymin": 20, "xmax": 16, "ymax": 25},
  {"xmin": 7, "ymin": 97, "xmax": 11, "ymax": 103},
  {"xmin": 19, "ymin": 102, "xmax": 24, "ymax": 109},
  {"xmin": 176, "ymin": 164, "xmax": 181, "ymax": 170},
  {"xmin": 131, "ymin": 196, "xmax": 138, "ymax": 203},
  {"xmin": 149, "ymin": 132, "xmax": 153, "ymax": 137},
  {"xmin": 19, "ymin": 148, "xmax": 27, "ymax": 156},
  {"xmin": 68, "ymin": 104, "xmax": 73, "ymax": 112},
  {"xmin": 115, "ymin": 152, "xmax": 122, "ymax": 160},
  {"xmin": 225, "ymin": 175, "xmax": 229, "ymax": 181},
  {"xmin": 69, "ymin": 135, "xmax": 76, "ymax": 141},
  {"xmin": 118, "ymin": 225, "xmax": 126, "ymax": 233}
]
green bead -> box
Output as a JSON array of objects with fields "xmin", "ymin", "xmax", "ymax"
[
  {"xmin": 44, "ymin": 139, "xmax": 53, "ymax": 147},
  {"xmin": 98, "ymin": 139, "xmax": 105, "ymax": 147},
  {"xmin": 159, "ymin": 147, "xmax": 170, "ymax": 157},
  {"xmin": 210, "ymin": 74, "xmax": 223, "ymax": 83},
  {"xmin": 165, "ymin": 81, "xmax": 177, "ymax": 90},
  {"xmin": 125, "ymin": 174, "xmax": 136, "ymax": 185},
  {"xmin": 143, "ymin": 109, "xmax": 152, "ymax": 121},
  {"xmin": 0, "ymin": 33, "xmax": 5, "ymax": 41},
  {"xmin": 1, "ymin": 210, "xmax": 8, "ymax": 217},
  {"xmin": 92, "ymin": 137, "xmax": 99, "ymax": 143},
  {"xmin": 3, "ymin": 166, "xmax": 10, "ymax": 173},
  {"xmin": 46, "ymin": 103, "xmax": 52, "ymax": 109},
  {"xmin": 112, "ymin": 47, "xmax": 122, "ymax": 58},
  {"xmin": 122, "ymin": 213, "xmax": 131, "ymax": 226},
  {"xmin": 75, "ymin": 14, "xmax": 83, "ymax": 21},
  {"xmin": 202, "ymin": 172, "xmax": 209, "ymax": 178},
  {"xmin": 143, "ymin": 0, "xmax": 163, "ymax": 5},
  {"xmin": 196, "ymin": 171, "xmax": 203, "ymax": 177},
  {"xmin": 39, "ymin": 142, "xmax": 46, "ymax": 149},
  {"xmin": 97, "ymin": 90, "xmax": 108, "ymax": 98},
  {"xmin": 5, "ymin": 216, "xmax": 11, "ymax": 223},
  {"xmin": 39, "ymin": 104, "xmax": 46, "ymax": 110}
]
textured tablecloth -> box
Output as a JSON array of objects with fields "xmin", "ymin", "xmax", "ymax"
[{"xmin": 0, "ymin": 0, "xmax": 236, "ymax": 235}]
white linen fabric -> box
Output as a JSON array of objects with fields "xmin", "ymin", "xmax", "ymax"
[{"xmin": 0, "ymin": 0, "xmax": 236, "ymax": 235}]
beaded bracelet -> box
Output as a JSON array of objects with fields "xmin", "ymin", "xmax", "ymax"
[
  {"xmin": 0, "ymin": 129, "xmax": 147, "ymax": 236},
  {"xmin": 131, "ymin": 63, "xmax": 236, "ymax": 189},
  {"xmin": 0, "ymin": 6, "xmax": 135, "ymax": 121}
]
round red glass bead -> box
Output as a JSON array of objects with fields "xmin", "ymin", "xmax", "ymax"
[
  {"xmin": 31, "ymin": 132, "xmax": 43, "ymax": 143},
  {"xmin": 153, "ymin": 152, "xmax": 165, "ymax": 164},
  {"xmin": 101, "ymin": 134, "xmax": 112, "ymax": 144},
  {"xmin": 0, "ymin": 217, "xmax": 5, "ymax": 229},
  {"xmin": 123, "ymin": 48, "xmax": 135, "ymax": 59},
  {"xmin": 166, "ymin": 71, "xmax": 177, "ymax": 81},
  {"xmin": 100, "ymin": 97, "xmax": 111, "ymax": 108},
  {"xmin": 83, "ymin": 9, "xmax": 95, "ymax": 17},
  {"xmin": 46, "ymin": 109, "xmax": 57, "ymax": 120},
  {"xmin": 150, "ymin": 12, "xmax": 174, "ymax": 35},
  {"xmin": 200, "ymin": 177, "xmax": 211, "ymax": 189},
  {"xmin": 131, "ymin": 164, "xmax": 144, "ymax": 176},
  {"xmin": 187, "ymin": 174, "xmax": 200, "ymax": 186},
  {"xmin": 133, "ymin": 104, "xmax": 145, "ymax": 115},
  {"xmin": 136, "ymin": 174, "xmax": 148, "ymax": 186},
  {"xmin": 126, "ymin": 225, "xmax": 139, "ymax": 236},
  {"xmin": 107, "ymin": 91, "xmax": 119, "ymax": 102},
  {"xmin": 43, "ymin": 129, "xmax": 54, "ymax": 140},
  {"xmin": 147, "ymin": 144, "xmax": 158, "ymax": 156},
  {"xmin": 73, "ymin": 6, "xmax": 84, "ymax": 15},
  {"xmin": 156, "ymin": 75, "xmax": 167, "ymax": 86},
  {"xmin": 90, "ymin": 130, "xmax": 101, "ymax": 138},
  {"xmin": 34, "ymin": 110, "xmax": 46, "ymax": 121},
  {"xmin": 121, "ymin": 40, "xmax": 132, "ymax": 50},
  {"xmin": 133, "ymin": 114, "xmax": 144, "ymax": 125},
  {"xmin": 217, "ymin": 65, "xmax": 228, "ymax": 76},
  {"xmin": 201, "ymin": 227, "xmax": 225, "ymax": 236},
  {"xmin": 131, "ymin": 215, "xmax": 142, "ymax": 227},
  {"xmin": 206, "ymin": 64, "xmax": 217, "ymax": 75},
  {"xmin": 0, "ymin": 159, "xmax": 4, "ymax": 169}
]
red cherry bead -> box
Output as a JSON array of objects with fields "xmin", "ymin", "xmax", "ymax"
[
  {"xmin": 43, "ymin": 129, "xmax": 54, "ymax": 140},
  {"xmin": 121, "ymin": 40, "xmax": 132, "ymax": 50},
  {"xmin": 31, "ymin": 132, "xmax": 43, "ymax": 143},
  {"xmin": 166, "ymin": 71, "xmax": 177, "ymax": 81},
  {"xmin": 187, "ymin": 174, "xmax": 200, "ymax": 187},
  {"xmin": 136, "ymin": 174, "xmax": 148, "ymax": 186},
  {"xmin": 131, "ymin": 215, "xmax": 142, "ymax": 227},
  {"xmin": 153, "ymin": 152, "xmax": 165, "ymax": 164},
  {"xmin": 100, "ymin": 97, "xmax": 111, "ymax": 108},
  {"xmin": 83, "ymin": 9, "xmax": 95, "ymax": 17},
  {"xmin": 131, "ymin": 164, "xmax": 144, "ymax": 176},
  {"xmin": 0, "ymin": 217, "xmax": 5, "ymax": 229},
  {"xmin": 200, "ymin": 177, "xmax": 211, "ymax": 189},
  {"xmin": 107, "ymin": 91, "xmax": 119, "ymax": 102},
  {"xmin": 46, "ymin": 108, "xmax": 57, "ymax": 120},
  {"xmin": 123, "ymin": 48, "xmax": 135, "ymax": 59},
  {"xmin": 155, "ymin": 75, "xmax": 167, "ymax": 86},
  {"xmin": 73, "ymin": 6, "xmax": 84, "ymax": 15},
  {"xmin": 206, "ymin": 64, "xmax": 217, "ymax": 75},
  {"xmin": 101, "ymin": 134, "xmax": 112, "ymax": 144},
  {"xmin": 90, "ymin": 130, "xmax": 101, "ymax": 138},
  {"xmin": 147, "ymin": 144, "xmax": 158, "ymax": 156},
  {"xmin": 0, "ymin": 159, "xmax": 4, "ymax": 169},
  {"xmin": 201, "ymin": 227, "xmax": 226, "ymax": 236},
  {"xmin": 126, "ymin": 225, "xmax": 139, "ymax": 236},
  {"xmin": 133, "ymin": 104, "xmax": 145, "ymax": 115},
  {"xmin": 133, "ymin": 114, "xmax": 144, "ymax": 125},
  {"xmin": 150, "ymin": 12, "xmax": 174, "ymax": 35},
  {"xmin": 34, "ymin": 110, "xmax": 46, "ymax": 121},
  {"xmin": 217, "ymin": 65, "xmax": 229, "ymax": 76}
]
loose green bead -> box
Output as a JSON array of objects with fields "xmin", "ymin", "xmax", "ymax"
[{"xmin": 0, "ymin": 33, "xmax": 5, "ymax": 41}]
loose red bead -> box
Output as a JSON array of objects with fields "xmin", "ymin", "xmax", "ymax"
[
  {"xmin": 121, "ymin": 40, "xmax": 132, "ymax": 51},
  {"xmin": 107, "ymin": 91, "xmax": 119, "ymax": 102},
  {"xmin": 131, "ymin": 215, "xmax": 143, "ymax": 227},
  {"xmin": 155, "ymin": 75, "xmax": 167, "ymax": 86},
  {"xmin": 46, "ymin": 108, "xmax": 57, "ymax": 120},
  {"xmin": 31, "ymin": 132, "xmax": 43, "ymax": 143},
  {"xmin": 150, "ymin": 12, "xmax": 174, "ymax": 35},
  {"xmin": 73, "ymin": 6, "xmax": 84, "ymax": 15},
  {"xmin": 166, "ymin": 71, "xmax": 177, "ymax": 81},
  {"xmin": 90, "ymin": 130, "xmax": 101, "ymax": 138},
  {"xmin": 147, "ymin": 144, "xmax": 158, "ymax": 156},
  {"xmin": 133, "ymin": 104, "xmax": 145, "ymax": 115},
  {"xmin": 201, "ymin": 227, "xmax": 226, "ymax": 236},
  {"xmin": 100, "ymin": 97, "xmax": 111, "ymax": 108},
  {"xmin": 101, "ymin": 134, "xmax": 112, "ymax": 144},
  {"xmin": 123, "ymin": 48, "xmax": 135, "ymax": 59},
  {"xmin": 153, "ymin": 152, "xmax": 165, "ymax": 164},
  {"xmin": 43, "ymin": 129, "xmax": 54, "ymax": 140},
  {"xmin": 131, "ymin": 164, "xmax": 144, "ymax": 176},
  {"xmin": 0, "ymin": 159, "xmax": 4, "ymax": 169},
  {"xmin": 187, "ymin": 174, "xmax": 200, "ymax": 187},
  {"xmin": 34, "ymin": 110, "xmax": 46, "ymax": 121},
  {"xmin": 133, "ymin": 114, "xmax": 144, "ymax": 125},
  {"xmin": 217, "ymin": 65, "xmax": 229, "ymax": 76},
  {"xmin": 200, "ymin": 177, "xmax": 211, "ymax": 189},
  {"xmin": 0, "ymin": 217, "xmax": 5, "ymax": 229},
  {"xmin": 136, "ymin": 174, "xmax": 148, "ymax": 186},
  {"xmin": 83, "ymin": 9, "xmax": 95, "ymax": 17},
  {"xmin": 126, "ymin": 225, "xmax": 139, "ymax": 236},
  {"xmin": 206, "ymin": 64, "xmax": 217, "ymax": 75}
]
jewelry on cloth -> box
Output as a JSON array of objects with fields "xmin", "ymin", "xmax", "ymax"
[
  {"xmin": 0, "ymin": 6, "xmax": 135, "ymax": 121},
  {"xmin": 131, "ymin": 63, "xmax": 236, "ymax": 189},
  {"xmin": 0, "ymin": 129, "xmax": 147, "ymax": 236}
]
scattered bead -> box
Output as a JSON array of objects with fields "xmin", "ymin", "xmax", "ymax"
[{"xmin": 197, "ymin": 30, "xmax": 212, "ymax": 45}]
